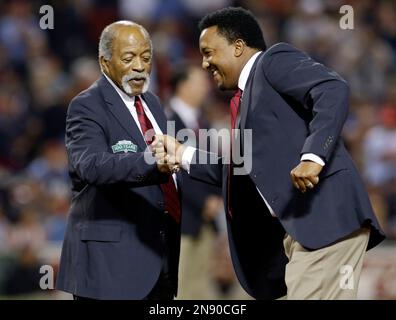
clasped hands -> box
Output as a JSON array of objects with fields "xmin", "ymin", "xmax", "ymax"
[
  {"xmin": 151, "ymin": 135, "xmax": 323, "ymax": 193},
  {"xmin": 152, "ymin": 135, "xmax": 186, "ymax": 175}
]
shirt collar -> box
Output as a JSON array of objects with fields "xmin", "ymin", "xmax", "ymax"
[{"xmin": 238, "ymin": 51, "xmax": 262, "ymax": 91}]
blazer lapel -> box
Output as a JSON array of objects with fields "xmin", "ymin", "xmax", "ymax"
[
  {"xmin": 238, "ymin": 52, "xmax": 263, "ymax": 149},
  {"xmin": 98, "ymin": 76, "xmax": 147, "ymax": 151},
  {"xmin": 142, "ymin": 93, "xmax": 168, "ymax": 134}
]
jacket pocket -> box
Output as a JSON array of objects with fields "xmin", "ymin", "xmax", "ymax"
[
  {"xmin": 320, "ymin": 166, "xmax": 348, "ymax": 179},
  {"xmin": 319, "ymin": 154, "xmax": 348, "ymax": 179},
  {"xmin": 80, "ymin": 223, "xmax": 122, "ymax": 242}
]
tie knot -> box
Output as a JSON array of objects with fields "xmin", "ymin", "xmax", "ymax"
[
  {"xmin": 234, "ymin": 88, "xmax": 242, "ymax": 99},
  {"xmin": 134, "ymin": 95, "xmax": 144, "ymax": 113}
]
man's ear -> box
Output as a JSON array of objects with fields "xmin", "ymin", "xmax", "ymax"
[
  {"xmin": 99, "ymin": 56, "xmax": 110, "ymax": 74},
  {"xmin": 234, "ymin": 39, "xmax": 245, "ymax": 58}
]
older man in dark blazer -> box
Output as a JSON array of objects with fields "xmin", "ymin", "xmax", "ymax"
[
  {"xmin": 154, "ymin": 7, "xmax": 385, "ymax": 300},
  {"xmin": 56, "ymin": 21, "xmax": 182, "ymax": 300}
]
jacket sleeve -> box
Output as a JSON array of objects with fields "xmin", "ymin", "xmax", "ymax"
[
  {"xmin": 262, "ymin": 43, "xmax": 350, "ymax": 162},
  {"xmin": 66, "ymin": 98, "xmax": 168, "ymax": 187},
  {"xmin": 189, "ymin": 150, "xmax": 223, "ymax": 188}
]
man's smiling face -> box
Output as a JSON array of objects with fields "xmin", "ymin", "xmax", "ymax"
[{"xmin": 199, "ymin": 26, "xmax": 241, "ymax": 91}]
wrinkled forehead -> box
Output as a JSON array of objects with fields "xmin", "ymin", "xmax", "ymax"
[{"xmin": 114, "ymin": 25, "xmax": 152, "ymax": 53}]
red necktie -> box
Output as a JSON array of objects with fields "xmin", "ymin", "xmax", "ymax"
[
  {"xmin": 230, "ymin": 89, "xmax": 242, "ymax": 130},
  {"xmin": 227, "ymin": 89, "xmax": 242, "ymax": 219},
  {"xmin": 134, "ymin": 96, "xmax": 181, "ymax": 224}
]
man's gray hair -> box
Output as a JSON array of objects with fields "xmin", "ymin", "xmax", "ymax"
[{"xmin": 98, "ymin": 20, "xmax": 151, "ymax": 63}]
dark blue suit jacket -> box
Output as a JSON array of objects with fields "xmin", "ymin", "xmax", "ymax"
[
  {"xmin": 56, "ymin": 76, "xmax": 181, "ymax": 299},
  {"xmin": 189, "ymin": 43, "xmax": 385, "ymax": 300}
]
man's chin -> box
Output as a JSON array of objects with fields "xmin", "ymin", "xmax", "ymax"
[
  {"xmin": 217, "ymin": 81, "xmax": 237, "ymax": 91},
  {"xmin": 122, "ymin": 83, "xmax": 147, "ymax": 96},
  {"xmin": 219, "ymin": 83, "xmax": 232, "ymax": 91},
  {"xmin": 217, "ymin": 82, "xmax": 226, "ymax": 91},
  {"xmin": 131, "ymin": 87, "xmax": 144, "ymax": 96}
]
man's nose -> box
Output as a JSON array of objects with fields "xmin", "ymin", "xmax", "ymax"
[{"xmin": 132, "ymin": 58, "xmax": 145, "ymax": 72}]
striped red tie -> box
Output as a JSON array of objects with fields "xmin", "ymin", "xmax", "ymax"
[
  {"xmin": 134, "ymin": 96, "xmax": 181, "ymax": 224},
  {"xmin": 227, "ymin": 89, "xmax": 242, "ymax": 219}
]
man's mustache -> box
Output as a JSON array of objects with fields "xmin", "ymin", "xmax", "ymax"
[{"xmin": 123, "ymin": 72, "xmax": 149, "ymax": 81}]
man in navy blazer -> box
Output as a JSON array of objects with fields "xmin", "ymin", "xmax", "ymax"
[
  {"xmin": 56, "ymin": 21, "xmax": 182, "ymax": 300},
  {"xmin": 154, "ymin": 7, "xmax": 385, "ymax": 299}
]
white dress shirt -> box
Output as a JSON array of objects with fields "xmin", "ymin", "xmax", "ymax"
[
  {"xmin": 104, "ymin": 73, "xmax": 162, "ymax": 136},
  {"xmin": 181, "ymin": 52, "xmax": 325, "ymax": 215},
  {"xmin": 104, "ymin": 73, "xmax": 178, "ymax": 187}
]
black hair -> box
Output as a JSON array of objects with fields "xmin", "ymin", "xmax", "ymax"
[{"xmin": 198, "ymin": 7, "xmax": 266, "ymax": 51}]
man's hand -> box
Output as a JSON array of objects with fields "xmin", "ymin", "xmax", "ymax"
[
  {"xmin": 290, "ymin": 161, "xmax": 323, "ymax": 193},
  {"xmin": 152, "ymin": 139, "xmax": 172, "ymax": 174},
  {"xmin": 202, "ymin": 195, "xmax": 223, "ymax": 222},
  {"xmin": 152, "ymin": 135, "xmax": 186, "ymax": 173}
]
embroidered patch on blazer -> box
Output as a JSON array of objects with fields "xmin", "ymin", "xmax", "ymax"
[{"xmin": 111, "ymin": 140, "xmax": 138, "ymax": 153}]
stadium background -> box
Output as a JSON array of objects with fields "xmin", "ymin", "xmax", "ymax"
[{"xmin": 0, "ymin": 0, "xmax": 395, "ymax": 299}]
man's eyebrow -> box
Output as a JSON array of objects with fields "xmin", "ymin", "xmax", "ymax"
[{"xmin": 121, "ymin": 48, "xmax": 151, "ymax": 55}]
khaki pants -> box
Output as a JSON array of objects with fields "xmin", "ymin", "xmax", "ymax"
[
  {"xmin": 283, "ymin": 227, "xmax": 370, "ymax": 300},
  {"xmin": 177, "ymin": 225, "xmax": 216, "ymax": 300}
]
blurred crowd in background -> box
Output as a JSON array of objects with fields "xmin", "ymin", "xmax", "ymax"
[{"xmin": 0, "ymin": 0, "xmax": 395, "ymax": 299}]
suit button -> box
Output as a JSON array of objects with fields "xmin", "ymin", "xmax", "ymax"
[{"xmin": 158, "ymin": 201, "xmax": 165, "ymax": 208}]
